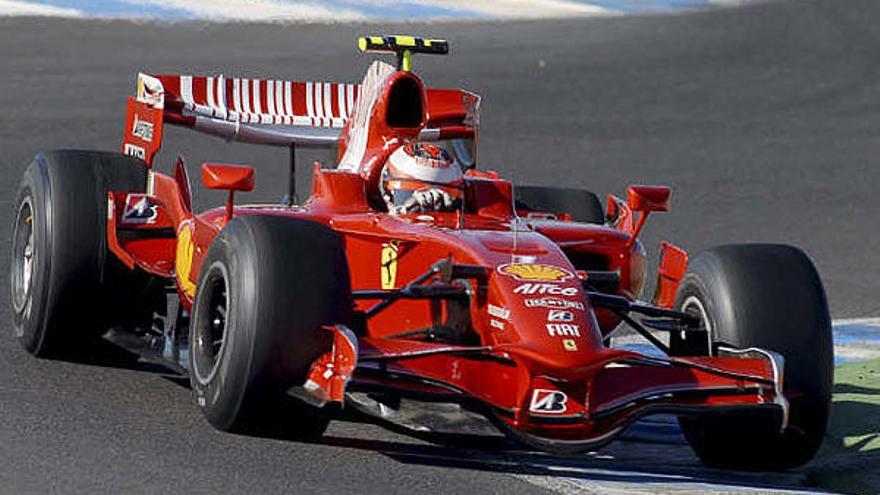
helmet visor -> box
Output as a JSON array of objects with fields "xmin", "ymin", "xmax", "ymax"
[{"xmin": 384, "ymin": 178, "xmax": 464, "ymax": 211}]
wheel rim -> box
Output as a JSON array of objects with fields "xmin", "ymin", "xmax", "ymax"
[
  {"xmin": 681, "ymin": 295, "xmax": 713, "ymax": 356},
  {"xmin": 11, "ymin": 196, "xmax": 35, "ymax": 320},
  {"xmin": 192, "ymin": 263, "xmax": 229, "ymax": 385}
]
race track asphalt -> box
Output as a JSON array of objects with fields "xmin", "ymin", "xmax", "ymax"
[{"xmin": 1, "ymin": 0, "xmax": 878, "ymax": 492}]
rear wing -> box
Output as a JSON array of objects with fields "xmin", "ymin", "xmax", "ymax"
[{"xmin": 122, "ymin": 72, "xmax": 480, "ymax": 168}]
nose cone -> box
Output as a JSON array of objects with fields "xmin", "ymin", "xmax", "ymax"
[{"xmin": 490, "ymin": 259, "xmax": 605, "ymax": 372}]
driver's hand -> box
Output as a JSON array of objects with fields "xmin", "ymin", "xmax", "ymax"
[{"xmin": 403, "ymin": 188, "xmax": 456, "ymax": 213}]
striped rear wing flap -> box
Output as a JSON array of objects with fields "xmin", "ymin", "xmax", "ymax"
[
  {"xmin": 157, "ymin": 74, "xmax": 359, "ymax": 128},
  {"xmin": 131, "ymin": 72, "xmax": 480, "ymax": 151}
]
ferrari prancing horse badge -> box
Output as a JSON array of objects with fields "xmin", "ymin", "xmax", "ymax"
[{"xmin": 381, "ymin": 243, "xmax": 398, "ymax": 290}]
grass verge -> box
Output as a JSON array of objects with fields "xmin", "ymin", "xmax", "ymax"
[{"xmin": 808, "ymin": 358, "xmax": 880, "ymax": 494}]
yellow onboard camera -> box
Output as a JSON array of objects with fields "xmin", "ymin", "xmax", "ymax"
[{"xmin": 357, "ymin": 35, "xmax": 449, "ymax": 72}]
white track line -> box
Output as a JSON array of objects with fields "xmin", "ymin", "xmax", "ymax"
[
  {"xmin": 0, "ymin": 0, "xmax": 82, "ymax": 17},
  {"xmin": 107, "ymin": 0, "xmax": 365, "ymax": 21},
  {"xmin": 832, "ymin": 317, "xmax": 880, "ymax": 326},
  {"xmin": 517, "ymin": 473, "xmax": 827, "ymax": 495},
  {"xmin": 0, "ymin": 0, "xmax": 611, "ymax": 21},
  {"xmin": 415, "ymin": 0, "xmax": 610, "ymax": 18}
]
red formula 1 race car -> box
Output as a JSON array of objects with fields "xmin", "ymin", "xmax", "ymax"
[{"xmin": 11, "ymin": 36, "xmax": 832, "ymax": 470}]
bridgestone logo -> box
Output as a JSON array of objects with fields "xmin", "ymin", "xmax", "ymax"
[
  {"xmin": 121, "ymin": 194, "xmax": 158, "ymax": 225},
  {"xmin": 514, "ymin": 283, "xmax": 578, "ymax": 296},
  {"xmin": 530, "ymin": 389, "xmax": 568, "ymax": 414},
  {"xmin": 548, "ymin": 310, "xmax": 574, "ymax": 322}
]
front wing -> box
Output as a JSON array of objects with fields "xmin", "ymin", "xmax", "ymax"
[{"xmin": 303, "ymin": 334, "xmax": 787, "ymax": 450}]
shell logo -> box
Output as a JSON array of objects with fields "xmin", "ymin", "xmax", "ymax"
[{"xmin": 497, "ymin": 264, "xmax": 573, "ymax": 282}]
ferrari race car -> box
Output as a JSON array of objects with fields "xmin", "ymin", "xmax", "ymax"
[{"xmin": 11, "ymin": 36, "xmax": 833, "ymax": 470}]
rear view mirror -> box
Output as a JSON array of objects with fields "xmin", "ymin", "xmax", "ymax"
[
  {"xmin": 627, "ymin": 185, "xmax": 671, "ymax": 213},
  {"xmin": 201, "ymin": 163, "xmax": 255, "ymax": 222},
  {"xmin": 201, "ymin": 163, "xmax": 255, "ymax": 192}
]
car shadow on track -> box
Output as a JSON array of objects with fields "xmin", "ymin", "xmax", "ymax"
[
  {"xmin": 54, "ymin": 337, "xmax": 178, "ymax": 375},
  {"xmin": 828, "ymin": 399, "xmax": 880, "ymax": 451},
  {"xmin": 318, "ymin": 427, "xmax": 814, "ymax": 493},
  {"xmin": 305, "ymin": 408, "xmax": 811, "ymax": 493},
  {"xmin": 807, "ymin": 379, "xmax": 880, "ymax": 493},
  {"xmin": 78, "ymin": 339, "xmax": 821, "ymax": 493}
]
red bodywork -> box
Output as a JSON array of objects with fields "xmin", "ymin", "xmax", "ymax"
[{"xmin": 108, "ymin": 57, "xmax": 786, "ymax": 449}]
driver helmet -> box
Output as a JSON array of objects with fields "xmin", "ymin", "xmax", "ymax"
[{"xmin": 381, "ymin": 143, "xmax": 464, "ymax": 211}]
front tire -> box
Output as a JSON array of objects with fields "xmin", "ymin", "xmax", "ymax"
[
  {"xmin": 672, "ymin": 244, "xmax": 832, "ymax": 470},
  {"xmin": 188, "ymin": 215, "xmax": 352, "ymax": 440}
]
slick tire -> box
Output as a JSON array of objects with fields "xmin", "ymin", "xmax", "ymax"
[
  {"xmin": 672, "ymin": 244, "xmax": 833, "ymax": 470},
  {"xmin": 10, "ymin": 150, "xmax": 149, "ymax": 358},
  {"xmin": 189, "ymin": 216, "xmax": 352, "ymax": 439},
  {"xmin": 514, "ymin": 185, "xmax": 604, "ymax": 224}
]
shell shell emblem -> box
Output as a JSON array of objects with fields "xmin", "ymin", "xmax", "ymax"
[{"xmin": 497, "ymin": 263, "xmax": 573, "ymax": 282}]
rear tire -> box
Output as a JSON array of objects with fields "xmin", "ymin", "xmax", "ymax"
[
  {"xmin": 188, "ymin": 215, "xmax": 352, "ymax": 440},
  {"xmin": 10, "ymin": 150, "xmax": 149, "ymax": 358},
  {"xmin": 514, "ymin": 185, "xmax": 604, "ymax": 224},
  {"xmin": 672, "ymin": 244, "xmax": 832, "ymax": 470}
]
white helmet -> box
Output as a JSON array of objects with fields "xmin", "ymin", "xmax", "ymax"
[{"xmin": 381, "ymin": 143, "xmax": 464, "ymax": 212}]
